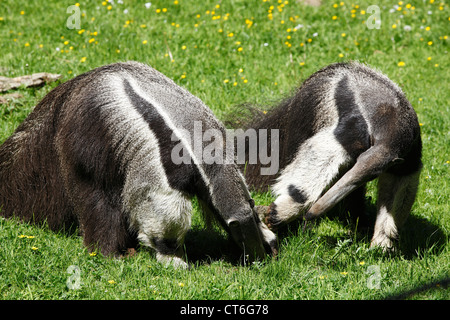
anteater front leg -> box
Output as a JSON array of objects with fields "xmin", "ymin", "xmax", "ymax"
[
  {"xmin": 125, "ymin": 186, "xmax": 192, "ymax": 269},
  {"xmin": 305, "ymin": 145, "xmax": 390, "ymax": 221},
  {"xmin": 371, "ymin": 170, "xmax": 420, "ymax": 251}
]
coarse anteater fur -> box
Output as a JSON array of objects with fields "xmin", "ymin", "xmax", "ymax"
[
  {"xmin": 0, "ymin": 61, "xmax": 277, "ymax": 268},
  {"xmin": 235, "ymin": 61, "xmax": 422, "ymax": 251}
]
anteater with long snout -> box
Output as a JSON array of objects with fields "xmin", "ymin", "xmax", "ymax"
[
  {"xmin": 240, "ymin": 61, "xmax": 422, "ymax": 251},
  {"xmin": 0, "ymin": 61, "xmax": 277, "ymax": 268}
]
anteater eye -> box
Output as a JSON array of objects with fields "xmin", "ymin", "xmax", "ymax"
[{"xmin": 248, "ymin": 199, "xmax": 255, "ymax": 208}]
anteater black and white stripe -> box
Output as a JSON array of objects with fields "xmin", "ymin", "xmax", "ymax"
[
  {"xmin": 0, "ymin": 61, "xmax": 276, "ymax": 268},
  {"xmin": 241, "ymin": 61, "xmax": 422, "ymax": 251}
]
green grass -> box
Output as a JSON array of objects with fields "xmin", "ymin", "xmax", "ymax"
[{"xmin": 0, "ymin": 0, "xmax": 449, "ymax": 300}]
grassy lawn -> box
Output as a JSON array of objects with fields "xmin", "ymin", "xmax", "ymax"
[{"xmin": 0, "ymin": 0, "xmax": 448, "ymax": 300}]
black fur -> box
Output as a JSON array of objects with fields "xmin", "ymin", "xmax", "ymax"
[
  {"xmin": 288, "ymin": 185, "xmax": 307, "ymax": 204},
  {"xmin": 333, "ymin": 76, "xmax": 371, "ymax": 159},
  {"xmin": 123, "ymin": 79, "xmax": 202, "ymax": 196}
]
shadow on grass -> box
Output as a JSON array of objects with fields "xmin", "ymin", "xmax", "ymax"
[
  {"xmin": 270, "ymin": 199, "xmax": 447, "ymax": 261},
  {"xmin": 184, "ymin": 227, "xmax": 244, "ymax": 266}
]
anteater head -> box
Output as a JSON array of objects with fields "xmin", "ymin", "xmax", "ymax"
[{"xmin": 207, "ymin": 166, "xmax": 278, "ymax": 263}]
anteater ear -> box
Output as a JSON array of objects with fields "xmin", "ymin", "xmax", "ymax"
[
  {"xmin": 392, "ymin": 157, "xmax": 405, "ymax": 164},
  {"xmin": 227, "ymin": 218, "xmax": 244, "ymax": 244},
  {"xmin": 248, "ymin": 199, "xmax": 255, "ymax": 208}
]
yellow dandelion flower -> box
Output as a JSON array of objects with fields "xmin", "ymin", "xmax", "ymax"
[
  {"xmin": 237, "ymin": 47, "xmax": 243, "ymax": 52},
  {"xmin": 243, "ymin": 79, "xmax": 248, "ymax": 83},
  {"xmin": 332, "ymin": 15, "xmax": 338, "ymax": 20},
  {"xmin": 142, "ymin": 40, "xmax": 148, "ymax": 44},
  {"xmin": 108, "ymin": 280, "xmax": 116, "ymax": 284},
  {"xmin": 427, "ymin": 56, "xmax": 432, "ymax": 61},
  {"xmin": 392, "ymin": 24, "xmax": 397, "ymax": 29},
  {"xmin": 18, "ymin": 235, "xmax": 27, "ymax": 238},
  {"xmin": 181, "ymin": 45, "xmax": 187, "ymax": 50},
  {"xmin": 223, "ymin": 79, "xmax": 229, "ymax": 84},
  {"xmin": 425, "ymin": 26, "xmax": 430, "ymax": 31},
  {"xmin": 238, "ymin": 68, "xmax": 243, "ymax": 73},
  {"xmin": 428, "ymin": 41, "xmax": 433, "ymax": 45},
  {"xmin": 107, "ymin": 5, "xmax": 112, "ymax": 10},
  {"xmin": 20, "ymin": 11, "xmax": 25, "ymax": 15},
  {"xmin": 178, "ymin": 282, "xmax": 185, "ymax": 287},
  {"xmin": 340, "ymin": 271, "xmax": 348, "ymax": 276},
  {"xmin": 360, "ymin": 10, "xmax": 366, "ymax": 14},
  {"xmin": 78, "ymin": 29, "xmax": 85, "ymax": 34},
  {"xmin": 89, "ymin": 252, "xmax": 97, "ymax": 256},
  {"xmin": 359, "ymin": 261, "xmax": 365, "ymax": 266},
  {"xmin": 31, "ymin": 246, "xmax": 38, "ymax": 251},
  {"xmin": 434, "ymin": 64, "xmax": 439, "ymax": 67},
  {"xmin": 162, "ymin": 8, "xmax": 167, "ymax": 13},
  {"xmin": 398, "ymin": 61, "xmax": 405, "ymax": 67},
  {"xmin": 89, "ymin": 38, "xmax": 95, "ymax": 43},
  {"xmin": 299, "ymin": 62, "xmax": 305, "ymax": 66},
  {"xmin": 339, "ymin": 53, "xmax": 344, "ymax": 58},
  {"xmin": 341, "ymin": 33, "xmax": 346, "ymax": 37},
  {"xmin": 80, "ymin": 57, "xmax": 87, "ymax": 63},
  {"xmin": 24, "ymin": 42, "xmax": 30, "ymax": 47}
]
